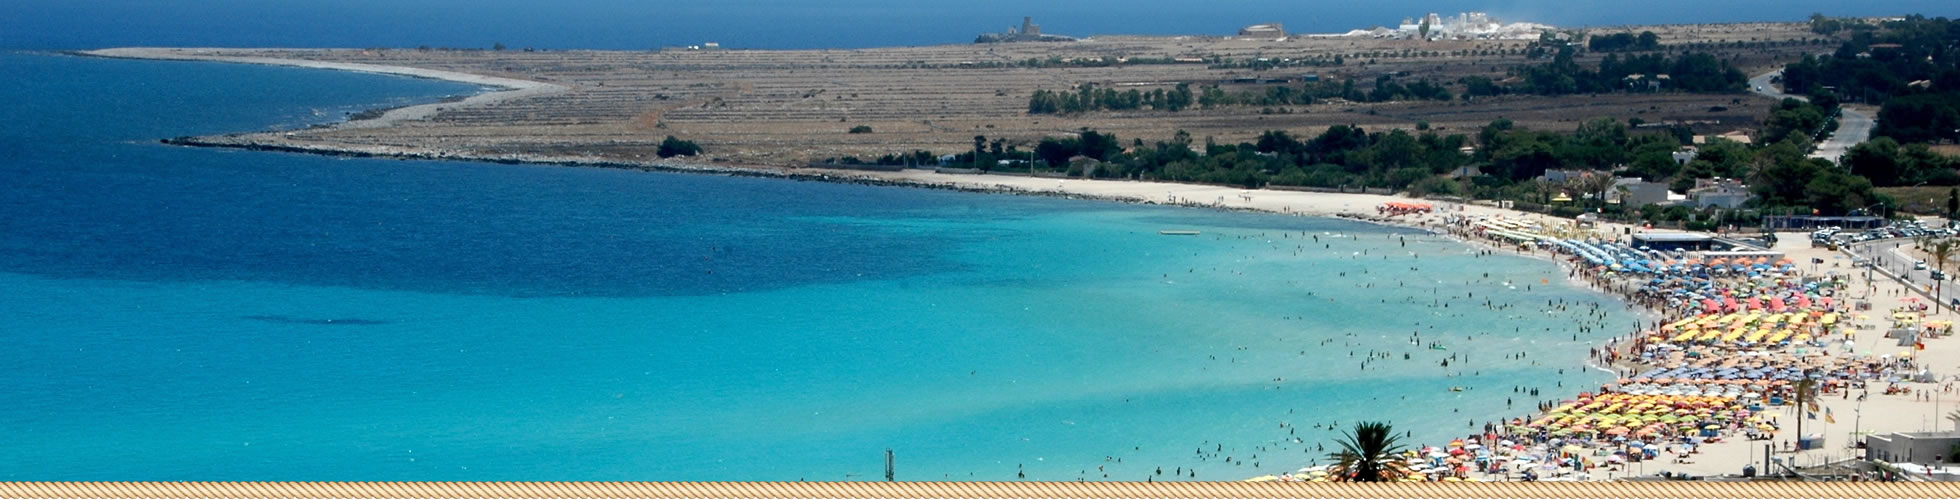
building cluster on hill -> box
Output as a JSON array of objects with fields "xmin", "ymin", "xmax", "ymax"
[{"xmin": 1314, "ymin": 12, "xmax": 1550, "ymax": 40}]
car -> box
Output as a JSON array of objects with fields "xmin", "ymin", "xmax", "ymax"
[
  {"xmin": 1935, "ymin": 271, "xmax": 1948, "ymax": 281},
  {"xmin": 1916, "ymin": 261, "xmax": 1929, "ymax": 270}
]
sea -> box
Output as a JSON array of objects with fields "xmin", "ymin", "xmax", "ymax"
[
  {"xmin": 4, "ymin": 0, "xmax": 1920, "ymax": 480},
  {"xmin": 0, "ymin": 50, "xmax": 1645, "ymax": 480},
  {"xmin": 3, "ymin": 0, "xmax": 1956, "ymax": 51}
]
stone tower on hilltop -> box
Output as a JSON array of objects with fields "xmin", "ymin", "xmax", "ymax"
[{"xmin": 1021, "ymin": 17, "xmax": 1041, "ymax": 36}]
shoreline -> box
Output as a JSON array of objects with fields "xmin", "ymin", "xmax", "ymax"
[
  {"xmin": 88, "ymin": 47, "xmax": 1891, "ymax": 481},
  {"xmin": 77, "ymin": 47, "xmax": 569, "ymax": 129}
]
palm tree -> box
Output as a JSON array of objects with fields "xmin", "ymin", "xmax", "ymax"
[
  {"xmin": 1934, "ymin": 240, "xmax": 1954, "ymax": 274},
  {"xmin": 1794, "ymin": 378, "xmax": 1816, "ymax": 452},
  {"xmin": 1574, "ymin": 173, "xmax": 1617, "ymax": 212},
  {"xmin": 1325, "ymin": 421, "xmax": 1411, "ymax": 482},
  {"xmin": 1531, "ymin": 179, "xmax": 1558, "ymax": 205},
  {"xmin": 1936, "ymin": 240, "xmax": 1955, "ymax": 314},
  {"xmin": 1946, "ymin": 410, "xmax": 1960, "ymax": 432}
]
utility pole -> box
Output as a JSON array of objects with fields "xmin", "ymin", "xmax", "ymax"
[
  {"xmin": 1854, "ymin": 399, "xmax": 1863, "ymax": 448},
  {"xmin": 885, "ymin": 449, "xmax": 895, "ymax": 482},
  {"xmin": 1765, "ymin": 443, "xmax": 1772, "ymax": 476}
]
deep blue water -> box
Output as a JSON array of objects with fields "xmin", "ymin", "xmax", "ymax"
[
  {"xmin": 2, "ymin": 0, "xmax": 1956, "ymax": 51},
  {"xmin": 0, "ymin": 51, "xmax": 1648, "ymax": 479}
]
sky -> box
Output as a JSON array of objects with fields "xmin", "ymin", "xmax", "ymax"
[{"xmin": 4, "ymin": 0, "xmax": 1957, "ymax": 50}]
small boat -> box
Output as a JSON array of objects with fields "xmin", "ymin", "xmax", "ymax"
[{"xmin": 1159, "ymin": 230, "xmax": 1200, "ymax": 236}]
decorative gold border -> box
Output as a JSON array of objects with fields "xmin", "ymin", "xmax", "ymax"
[{"xmin": 0, "ymin": 482, "xmax": 1956, "ymax": 499}]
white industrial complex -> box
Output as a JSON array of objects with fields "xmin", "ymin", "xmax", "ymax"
[{"xmin": 1299, "ymin": 12, "xmax": 1552, "ymax": 40}]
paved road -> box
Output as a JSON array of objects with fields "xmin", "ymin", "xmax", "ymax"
[
  {"xmin": 1749, "ymin": 70, "xmax": 1801, "ymax": 101},
  {"xmin": 1847, "ymin": 237, "xmax": 1954, "ymax": 309},
  {"xmin": 1812, "ymin": 106, "xmax": 1875, "ymax": 164},
  {"xmin": 1747, "ymin": 69, "xmax": 1874, "ymax": 165}
]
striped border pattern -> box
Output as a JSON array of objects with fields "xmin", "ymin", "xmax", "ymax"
[{"xmin": 0, "ymin": 482, "xmax": 1957, "ymax": 499}]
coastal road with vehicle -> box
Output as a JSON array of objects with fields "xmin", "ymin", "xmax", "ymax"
[
  {"xmin": 1845, "ymin": 237, "xmax": 1955, "ymax": 310},
  {"xmin": 1748, "ymin": 69, "xmax": 1874, "ymax": 165},
  {"xmin": 1749, "ymin": 70, "xmax": 1799, "ymax": 101}
]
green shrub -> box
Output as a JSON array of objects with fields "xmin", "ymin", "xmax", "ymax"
[{"xmin": 657, "ymin": 136, "xmax": 702, "ymax": 158}]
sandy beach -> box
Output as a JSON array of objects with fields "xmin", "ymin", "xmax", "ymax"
[{"xmin": 82, "ymin": 47, "xmax": 1960, "ymax": 482}]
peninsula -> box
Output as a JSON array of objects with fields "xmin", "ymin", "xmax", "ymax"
[{"xmin": 87, "ymin": 21, "xmax": 1820, "ymax": 170}]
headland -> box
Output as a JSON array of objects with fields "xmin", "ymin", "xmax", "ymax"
[{"xmin": 82, "ymin": 20, "xmax": 1818, "ymax": 168}]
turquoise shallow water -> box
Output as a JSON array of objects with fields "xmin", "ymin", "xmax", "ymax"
[{"xmin": 0, "ymin": 52, "xmax": 1637, "ymax": 480}]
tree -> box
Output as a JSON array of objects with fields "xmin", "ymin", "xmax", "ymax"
[
  {"xmin": 656, "ymin": 136, "xmax": 701, "ymax": 158},
  {"xmin": 1794, "ymin": 378, "xmax": 1816, "ymax": 450},
  {"xmin": 1517, "ymin": 178, "xmax": 1551, "ymax": 204},
  {"xmin": 848, "ymin": 125, "xmax": 874, "ymax": 134},
  {"xmin": 493, "ymin": 42, "xmax": 506, "ymax": 51},
  {"xmin": 1877, "ymin": 92, "xmax": 1960, "ymax": 144},
  {"xmin": 1948, "ymin": 409, "xmax": 1960, "ymax": 432},
  {"xmin": 1799, "ymin": 166, "xmax": 1875, "ymax": 215},
  {"xmin": 1935, "ymin": 240, "xmax": 1955, "ymax": 276},
  {"xmin": 1947, "ymin": 188, "xmax": 1958, "ymax": 219},
  {"xmin": 1626, "ymin": 150, "xmax": 1682, "ymax": 181},
  {"xmin": 1845, "ymin": 137, "xmax": 1905, "ymax": 186},
  {"xmin": 1419, "ymin": 19, "xmax": 1431, "ymax": 41},
  {"xmin": 1574, "ymin": 173, "xmax": 1618, "ymax": 210},
  {"xmin": 1636, "ymin": 31, "xmax": 1660, "ymax": 50},
  {"xmin": 1325, "ymin": 421, "xmax": 1410, "ymax": 482}
]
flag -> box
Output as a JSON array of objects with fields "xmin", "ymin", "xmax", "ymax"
[
  {"xmin": 1808, "ymin": 411, "xmax": 1818, "ymax": 420},
  {"xmin": 1826, "ymin": 407, "xmax": 1837, "ymax": 424},
  {"xmin": 1808, "ymin": 400, "xmax": 1821, "ymax": 412}
]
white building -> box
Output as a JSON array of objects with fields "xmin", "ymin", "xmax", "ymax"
[{"xmin": 1610, "ymin": 177, "xmax": 1674, "ymax": 207}]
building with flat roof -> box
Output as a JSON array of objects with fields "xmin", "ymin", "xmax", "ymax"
[
  {"xmin": 1239, "ymin": 24, "xmax": 1286, "ymax": 38},
  {"xmin": 1867, "ymin": 431, "xmax": 1960, "ymax": 465},
  {"xmin": 1609, "ymin": 177, "xmax": 1672, "ymax": 207},
  {"xmin": 1762, "ymin": 215, "xmax": 1888, "ymax": 230},
  {"xmin": 1632, "ymin": 232, "xmax": 1717, "ymax": 251}
]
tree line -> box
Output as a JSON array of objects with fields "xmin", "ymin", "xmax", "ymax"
[
  {"xmin": 842, "ymin": 107, "xmax": 1895, "ymax": 221},
  {"xmin": 1028, "ymin": 75, "xmax": 1453, "ymax": 114},
  {"xmin": 1506, "ymin": 50, "xmax": 1748, "ymax": 96},
  {"xmin": 1780, "ymin": 15, "xmax": 1960, "ymax": 146},
  {"xmin": 1586, "ymin": 31, "xmax": 1660, "ymax": 52},
  {"xmin": 1032, "ymin": 50, "xmax": 1745, "ymax": 114}
]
